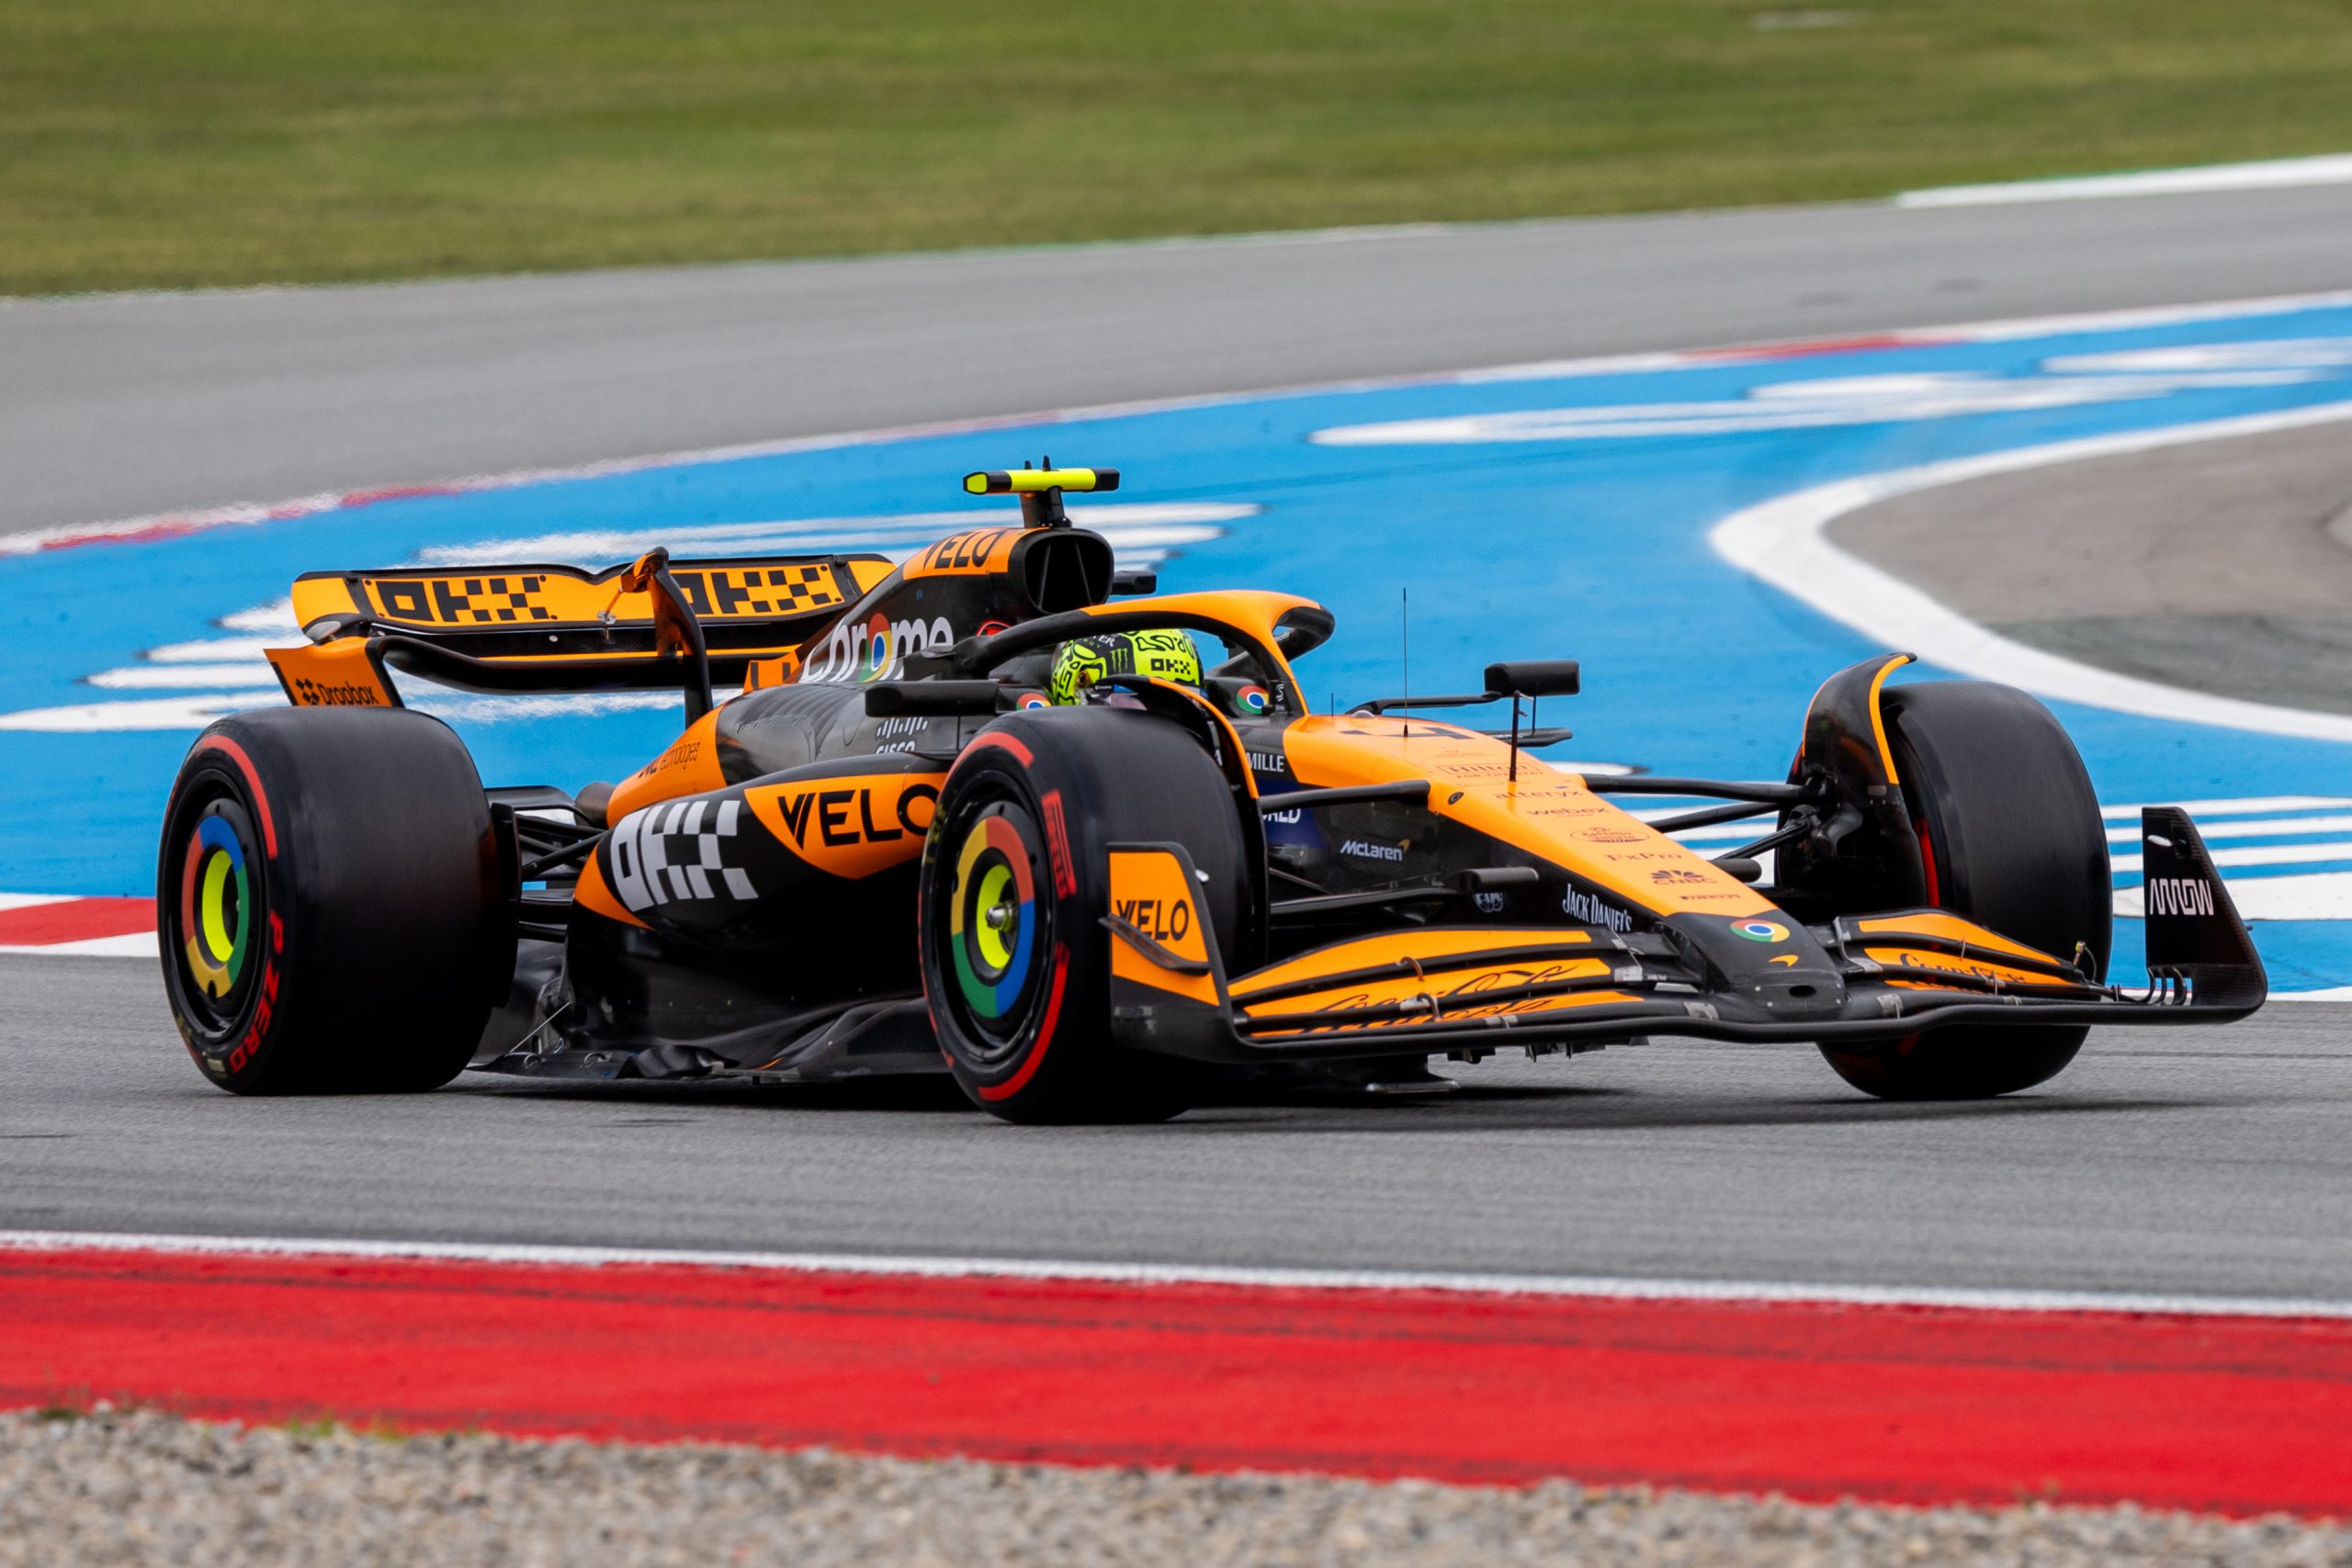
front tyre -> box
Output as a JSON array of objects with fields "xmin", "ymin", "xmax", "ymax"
[
  {"xmin": 159, "ymin": 707, "xmax": 509, "ymax": 1094},
  {"xmin": 1820, "ymin": 681, "xmax": 2111, "ymax": 1100},
  {"xmin": 920, "ymin": 707, "xmax": 1245, "ymax": 1123}
]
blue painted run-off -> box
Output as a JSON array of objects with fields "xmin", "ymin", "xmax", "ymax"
[{"xmin": 6, "ymin": 302, "xmax": 2349, "ymax": 989}]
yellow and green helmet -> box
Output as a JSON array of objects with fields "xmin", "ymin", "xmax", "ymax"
[{"xmin": 1047, "ymin": 629, "xmax": 1204, "ymax": 705}]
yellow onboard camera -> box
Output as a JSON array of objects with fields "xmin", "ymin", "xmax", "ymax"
[{"xmin": 963, "ymin": 463, "xmax": 1119, "ymax": 527}]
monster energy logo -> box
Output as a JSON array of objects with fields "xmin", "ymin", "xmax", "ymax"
[{"xmin": 1049, "ymin": 629, "xmax": 1202, "ymax": 705}]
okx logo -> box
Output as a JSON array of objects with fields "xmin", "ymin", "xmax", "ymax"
[{"xmin": 610, "ymin": 798, "xmax": 760, "ymax": 913}]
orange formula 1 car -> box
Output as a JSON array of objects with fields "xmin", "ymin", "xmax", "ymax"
[{"xmin": 158, "ymin": 466, "xmax": 2266, "ymax": 1122}]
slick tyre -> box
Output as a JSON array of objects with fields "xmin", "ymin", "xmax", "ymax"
[
  {"xmin": 158, "ymin": 706, "xmax": 511, "ymax": 1094},
  {"xmin": 1820, "ymin": 681, "xmax": 2111, "ymax": 1100},
  {"xmin": 920, "ymin": 707, "xmax": 1245, "ymax": 1124}
]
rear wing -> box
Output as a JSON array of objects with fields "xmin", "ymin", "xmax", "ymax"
[{"xmin": 270, "ymin": 552, "xmax": 893, "ymax": 707}]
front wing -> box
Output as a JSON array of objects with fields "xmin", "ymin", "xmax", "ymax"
[{"xmin": 1105, "ymin": 808, "xmax": 2267, "ymax": 1065}]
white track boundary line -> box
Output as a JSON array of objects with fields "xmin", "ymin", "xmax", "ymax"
[
  {"xmin": 12, "ymin": 287, "xmax": 2352, "ymax": 560},
  {"xmin": 5, "ymin": 1228, "xmax": 2347, "ymax": 1321},
  {"xmin": 1900, "ymin": 152, "xmax": 2352, "ymax": 209},
  {"xmin": 1711, "ymin": 400, "xmax": 2352, "ymax": 741}
]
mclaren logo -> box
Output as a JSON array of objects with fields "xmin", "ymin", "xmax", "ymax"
[
  {"xmin": 2145, "ymin": 876, "xmax": 2217, "ymax": 916},
  {"xmin": 1339, "ymin": 839, "xmax": 1405, "ymax": 863}
]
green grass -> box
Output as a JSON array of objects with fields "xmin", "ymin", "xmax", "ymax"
[{"xmin": 6, "ymin": 0, "xmax": 2352, "ymax": 294}]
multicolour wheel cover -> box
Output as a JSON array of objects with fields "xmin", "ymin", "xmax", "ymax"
[
  {"xmin": 949, "ymin": 814, "xmax": 1039, "ymax": 1021},
  {"xmin": 178, "ymin": 813, "xmax": 250, "ymax": 998}
]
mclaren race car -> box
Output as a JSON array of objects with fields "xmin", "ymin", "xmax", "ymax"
[{"xmin": 159, "ymin": 465, "xmax": 2268, "ymax": 1121}]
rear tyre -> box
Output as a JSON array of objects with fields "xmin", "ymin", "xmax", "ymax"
[
  {"xmin": 1819, "ymin": 682, "xmax": 2111, "ymax": 1100},
  {"xmin": 920, "ymin": 707, "xmax": 1245, "ymax": 1123},
  {"xmin": 158, "ymin": 707, "xmax": 509, "ymax": 1094}
]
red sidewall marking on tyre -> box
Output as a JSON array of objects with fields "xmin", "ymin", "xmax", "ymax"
[
  {"xmin": 976, "ymin": 945, "xmax": 1069, "ymax": 1102},
  {"xmin": 5, "ymin": 1244, "xmax": 2351, "ymax": 1516},
  {"xmin": 191, "ymin": 736, "xmax": 278, "ymax": 857},
  {"xmin": 1038, "ymin": 790, "xmax": 1078, "ymax": 899},
  {"xmin": 964, "ymin": 732, "xmax": 1035, "ymax": 766}
]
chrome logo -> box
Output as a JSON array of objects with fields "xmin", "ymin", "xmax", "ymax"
[
  {"xmin": 1731, "ymin": 919, "xmax": 1790, "ymax": 943},
  {"xmin": 1018, "ymin": 692, "xmax": 1050, "ymax": 710},
  {"xmin": 949, "ymin": 816, "xmax": 1038, "ymax": 1021},
  {"xmin": 1235, "ymin": 683, "xmax": 1271, "ymax": 715},
  {"xmin": 179, "ymin": 814, "xmax": 250, "ymax": 998}
]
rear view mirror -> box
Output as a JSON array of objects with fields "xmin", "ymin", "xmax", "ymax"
[{"xmin": 1484, "ymin": 660, "xmax": 1580, "ymax": 699}]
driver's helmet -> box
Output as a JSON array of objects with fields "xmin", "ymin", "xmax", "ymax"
[{"xmin": 1047, "ymin": 629, "xmax": 1204, "ymax": 705}]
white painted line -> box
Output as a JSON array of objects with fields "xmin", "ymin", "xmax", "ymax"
[
  {"xmin": 2100, "ymin": 796, "xmax": 2352, "ymax": 819},
  {"xmin": 2113, "ymin": 840, "xmax": 2352, "ymax": 874},
  {"xmin": 2, "ymin": 1228, "xmax": 2347, "ymax": 1320},
  {"xmin": 416, "ymin": 502, "xmax": 1256, "ymax": 568},
  {"xmin": 1661, "ymin": 807, "xmax": 2352, "ymax": 847},
  {"xmin": 142, "ymin": 637, "xmax": 277, "ymax": 664},
  {"xmin": 1709, "ymin": 400, "xmax": 2352, "ymax": 741},
  {"xmin": 0, "ymin": 689, "xmax": 683, "ymax": 732},
  {"xmin": 1900, "ymin": 152, "xmax": 2352, "ymax": 209},
  {"xmin": 1316, "ymin": 344, "xmax": 2352, "ymax": 446},
  {"xmin": 2117, "ymin": 869, "xmax": 2352, "ymax": 921},
  {"xmin": 0, "ymin": 933, "xmax": 154, "ymax": 958},
  {"xmin": 0, "ymin": 694, "xmax": 276, "ymax": 732},
  {"xmin": 2106, "ymin": 815, "xmax": 2352, "ymax": 845},
  {"xmin": 1871, "ymin": 291, "xmax": 2352, "ymax": 347},
  {"xmin": 0, "ymin": 893, "xmax": 74, "ymax": 913},
  {"xmin": 86, "ymin": 663, "xmax": 279, "ymax": 690}
]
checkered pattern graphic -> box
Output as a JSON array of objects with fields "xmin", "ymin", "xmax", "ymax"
[
  {"xmin": 682, "ymin": 564, "xmax": 843, "ymax": 618},
  {"xmin": 370, "ymin": 575, "xmax": 555, "ymax": 625},
  {"xmin": 609, "ymin": 798, "xmax": 758, "ymax": 913},
  {"xmin": 361, "ymin": 563, "xmax": 842, "ymax": 627}
]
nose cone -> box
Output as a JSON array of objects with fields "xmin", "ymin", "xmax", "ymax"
[{"xmin": 1666, "ymin": 910, "xmax": 1849, "ymax": 1021}]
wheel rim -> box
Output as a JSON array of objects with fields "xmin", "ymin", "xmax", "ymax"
[
  {"xmin": 166, "ymin": 794, "xmax": 265, "ymax": 1040},
  {"xmin": 944, "ymin": 801, "xmax": 1048, "ymax": 1059}
]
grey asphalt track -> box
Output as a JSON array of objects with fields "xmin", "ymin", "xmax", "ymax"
[
  {"xmin": 6, "ymin": 182, "xmax": 2352, "ymax": 542},
  {"xmin": 1836, "ymin": 421, "xmax": 2352, "ymax": 715},
  {"xmin": 6, "ymin": 956, "xmax": 2348, "ymax": 1299},
  {"xmin": 6, "ymin": 187, "xmax": 2351, "ymax": 1295}
]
